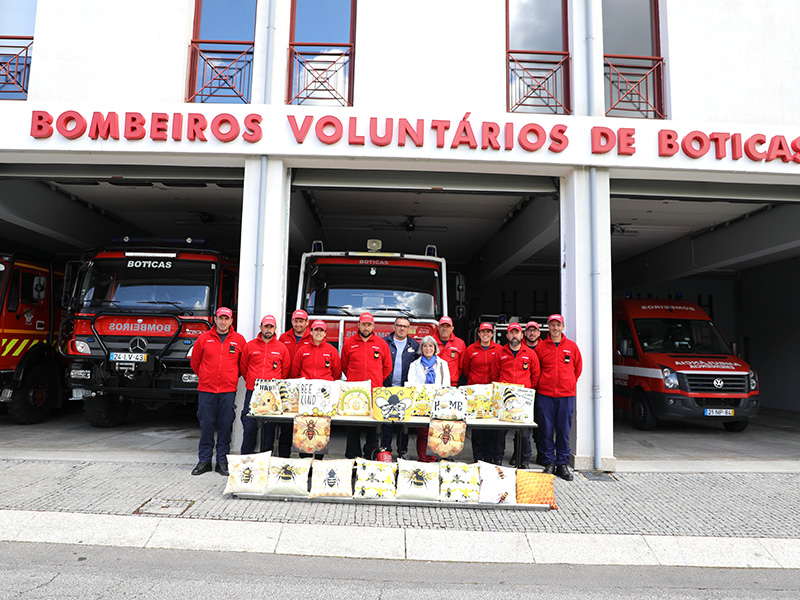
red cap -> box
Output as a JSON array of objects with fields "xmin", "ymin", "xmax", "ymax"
[
  {"xmin": 260, "ymin": 315, "xmax": 277, "ymax": 327},
  {"xmin": 291, "ymin": 309, "xmax": 308, "ymax": 320},
  {"xmin": 439, "ymin": 316, "xmax": 454, "ymax": 327},
  {"xmin": 478, "ymin": 322, "xmax": 493, "ymax": 331},
  {"xmin": 548, "ymin": 314, "xmax": 565, "ymax": 324},
  {"xmin": 310, "ymin": 320, "xmax": 327, "ymax": 331},
  {"xmin": 507, "ymin": 322, "xmax": 522, "ymax": 332},
  {"xmin": 359, "ymin": 312, "xmax": 374, "ymax": 324},
  {"xmin": 215, "ymin": 307, "xmax": 232, "ymax": 318},
  {"xmin": 525, "ymin": 321, "xmax": 540, "ymax": 330}
]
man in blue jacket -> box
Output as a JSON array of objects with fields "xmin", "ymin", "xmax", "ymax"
[{"xmin": 381, "ymin": 316, "xmax": 420, "ymax": 459}]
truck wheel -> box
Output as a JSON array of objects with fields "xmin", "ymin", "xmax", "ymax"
[
  {"xmin": 632, "ymin": 392, "xmax": 657, "ymax": 431},
  {"xmin": 723, "ymin": 419, "xmax": 748, "ymax": 432},
  {"xmin": 8, "ymin": 365, "xmax": 54, "ymax": 424},
  {"xmin": 84, "ymin": 395, "xmax": 130, "ymax": 427}
]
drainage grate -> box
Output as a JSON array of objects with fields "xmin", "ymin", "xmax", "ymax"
[
  {"xmin": 581, "ymin": 471, "xmax": 617, "ymax": 482},
  {"xmin": 134, "ymin": 498, "xmax": 195, "ymax": 516}
]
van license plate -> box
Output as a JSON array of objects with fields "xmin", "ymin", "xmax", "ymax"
[
  {"xmin": 110, "ymin": 353, "xmax": 147, "ymax": 362},
  {"xmin": 704, "ymin": 408, "xmax": 733, "ymax": 417}
]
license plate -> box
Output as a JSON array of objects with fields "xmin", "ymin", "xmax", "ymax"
[
  {"xmin": 110, "ymin": 352, "xmax": 147, "ymax": 362},
  {"xmin": 704, "ymin": 408, "xmax": 733, "ymax": 417}
]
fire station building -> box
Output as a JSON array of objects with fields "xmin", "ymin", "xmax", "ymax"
[{"xmin": 2, "ymin": 0, "xmax": 800, "ymax": 470}]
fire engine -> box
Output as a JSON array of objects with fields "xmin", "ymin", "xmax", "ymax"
[
  {"xmin": 0, "ymin": 253, "xmax": 65, "ymax": 424},
  {"xmin": 58, "ymin": 243, "xmax": 238, "ymax": 427},
  {"xmin": 295, "ymin": 240, "xmax": 464, "ymax": 345}
]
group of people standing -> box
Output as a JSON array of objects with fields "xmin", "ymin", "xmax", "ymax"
[{"xmin": 188, "ymin": 308, "xmax": 581, "ymax": 482}]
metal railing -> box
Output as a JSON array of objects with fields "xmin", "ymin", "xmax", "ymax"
[
  {"xmin": 507, "ymin": 50, "xmax": 571, "ymax": 114},
  {"xmin": 187, "ymin": 40, "xmax": 254, "ymax": 104},
  {"xmin": 604, "ymin": 54, "xmax": 665, "ymax": 119},
  {"xmin": 287, "ymin": 43, "xmax": 353, "ymax": 106},
  {"xmin": 0, "ymin": 36, "xmax": 33, "ymax": 99}
]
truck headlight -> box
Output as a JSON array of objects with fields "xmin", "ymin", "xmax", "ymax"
[
  {"xmin": 660, "ymin": 365, "xmax": 679, "ymax": 389},
  {"xmin": 749, "ymin": 370, "xmax": 758, "ymax": 391},
  {"xmin": 74, "ymin": 340, "xmax": 91, "ymax": 354}
]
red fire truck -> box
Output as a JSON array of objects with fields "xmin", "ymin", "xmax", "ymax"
[
  {"xmin": 58, "ymin": 244, "xmax": 238, "ymax": 427},
  {"xmin": 0, "ymin": 253, "xmax": 65, "ymax": 424},
  {"xmin": 295, "ymin": 240, "xmax": 463, "ymax": 345}
]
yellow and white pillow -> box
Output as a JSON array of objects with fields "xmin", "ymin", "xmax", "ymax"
[
  {"xmin": 222, "ymin": 451, "xmax": 272, "ymax": 495},
  {"xmin": 438, "ymin": 461, "xmax": 480, "ymax": 503},
  {"xmin": 353, "ymin": 457, "xmax": 397, "ymax": 499},
  {"xmin": 310, "ymin": 459, "xmax": 354, "ymax": 498}
]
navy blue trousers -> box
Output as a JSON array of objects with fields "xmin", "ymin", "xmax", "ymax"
[
  {"xmin": 240, "ymin": 389, "xmax": 292, "ymax": 456},
  {"xmin": 197, "ymin": 391, "xmax": 236, "ymax": 463},
  {"xmin": 536, "ymin": 393, "xmax": 576, "ymax": 466},
  {"xmin": 381, "ymin": 422, "xmax": 409, "ymax": 454}
]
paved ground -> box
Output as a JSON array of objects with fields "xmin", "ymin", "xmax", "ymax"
[{"xmin": 1, "ymin": 405, "xmax": 798, "ymax": 568}]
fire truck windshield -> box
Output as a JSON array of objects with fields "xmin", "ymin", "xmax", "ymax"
[
  {"xmin": 633, "ymin": 318, "xmax": 733, "ymax": 355},
  {"xmin": 76, "ymin": 259, "xmax": 215, "ymax": 313},
  {"xmin": 303, "ymin": 261, "xmax": 442, "ymax": 319}
]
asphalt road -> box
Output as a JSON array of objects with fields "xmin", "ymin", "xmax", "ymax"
[{"xmin": 1, "ymin": 542, "xmax": 798, "ymax": 599}]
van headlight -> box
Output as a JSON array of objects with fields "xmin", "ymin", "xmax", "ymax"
[
  {"xmin": 749, "ymin": 370, "xmax": 758, "ymax": 391},
  {"xmin": 660, "ymin": 365, "xmax": 679, "ymax": 389},
  {"xmin": 74, "ymin": 340, "xmax": 91, "ymax": 354}
]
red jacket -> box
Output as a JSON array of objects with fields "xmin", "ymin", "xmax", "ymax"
[
  {"xmin": 278, "ymin": 329, "xmax": 311, "ymax": 361},
  {"xmin": 535, "ymin": 336, "xmax": 582, "ymax": 397},
  {"xmin": 190, "ymin": 327, "xmax": 246, "ymax": 393},
  {"xmin": 291, "ymin": 340, "xmax": 342, "ymax": 381},
  {"xmin": 240, "ymin": 335, "xmax": 291, "ymax": 390},
  {"xmin": 461, "ymin": 341, "xmax": 501, "ymax": 385},
  {"xmin": 340, "ymin": 334, "xmax": 392, "ymax": 389},
  {"xmin": 434, "ymin": 333, "xmax": 466, "ymax": 386},
  {"xmin": 496, "ymin": 344, "xmax": 540, "ymax": 389}
]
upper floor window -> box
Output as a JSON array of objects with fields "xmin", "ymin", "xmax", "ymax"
[
  {"xmin": 603, "ymin": 0, "xmax": 665, "ymax": 118},
  {"xmin": 506, "ymin": 0, "xmax": 571, "ymax": 114},
  {"xmin": 0, "ymin": 0, "xmax": 36, "ymax": 100},
  {"xmin": 187, "ymin": 0, "xmax": 256, "ymax": 103},
  {"xmin": 288, "ymin": 0, "xmax": 356, "ymax": 106}
]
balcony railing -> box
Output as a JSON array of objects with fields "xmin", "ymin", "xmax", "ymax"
[
  {"xmin": 508, "ymin": 50, "xmax": 571, "ymax": 115},
  {"xmin": 604, "ymin": 54, "xmax": 665, "ymax": 119},
  {"xmin": 187, "ymin": 40, "xmax": 254, "ymax": 104},
  {"xmin": 1, "ymin": 36, "xmax": 33, "ymax": 100},
  {"xmin": 287, "ymin": 43, "xmax": 353, "ymax": 106}
]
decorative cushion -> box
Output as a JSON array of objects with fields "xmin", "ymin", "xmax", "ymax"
[
  {"xmin": 427, "ymin": 418, "xmax": 466, "ymax": 459},
  {"xmin": 372, "ymin": 386, "xmax": 414, "ymax": 421},
  {"xmin": 264, "ymin": 457, "xmax": 312, "ymax": 497},
  {"xmin": 461, "ymin": 384, "xmax": 493, "ymax": 419},
  {"xmin": 309, "ymin": 459, "xmax": 354, "ymax": 498},
  {"xmin": 222, "ymin": 451, "xmax": 272, "ymax": 495},
  {"xmin": 278, "ymin": 378, "xmax": 304, "ymax": 413},
  {"xmin": 297, "ymin": 379, "xmax": 340, "ymax": 416},
  {"xmin": 491, "ymin": 382, "xmax": 523, "ymax": 417},
  {"xmin": 516, "ymin": 470, "xmax": 558, "ymax": 509},
  {"xmin": 249, "ymin": 380, "xmax": 283, "ymax": 415},
  {"xmin": 500, "ymin": 387, "xmax": 536, "ymax": 424},
  {"xmin": 338, "ymin": 380, "xmax": 372, "ymax": 416},
  {"xmin": 478, "ymin": 460, "xmax": 517, "ymax": 504},
  {"xmin": 438, "ymin": 461, "xmax": 480, "ymax": 502},
  {"xmin": 353, "ymin": 457, "xmax": 397, "ymax": 499},
  {"xmin": 395, "ymin": 458, "xmax": 440, "ymax": 501},
  {"xmin": 292, "ymin": 415, "xmax": 332, "ymax": 454},
  {"xmin": 406, "ymin": 383, "xmax": 436, "ymax": 416},
  {"xmin": 430, "ymin": 387, "xmax": 468, "ymax": 420}
]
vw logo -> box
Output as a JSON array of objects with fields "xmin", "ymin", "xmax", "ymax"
[
  {"xmin": 130, "ymin": 337, "xmax": 148, "ymax": 353},
  {"xmin": 713, "ymin": 378, "xmax": 724, "ymax": 389}
]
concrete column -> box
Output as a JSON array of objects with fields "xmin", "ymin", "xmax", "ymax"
[
  {"xmin": 250, "ymin": 0, "xmax": 271, "ymax": 104},
  {"xmin": 560, "ymin": 167, "xmax": 615, "ymax": 471}
]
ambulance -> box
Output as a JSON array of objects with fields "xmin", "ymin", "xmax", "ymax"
[{"xmin": 613, "ymin": 298, "xmax": 759, "ymax": 431}]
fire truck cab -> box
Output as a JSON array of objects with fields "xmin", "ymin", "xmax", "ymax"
[
  {"xmin": 59, "ymin": 245, "xmax": 238, "ymax": 427},
  {"xmin": 613, "ymin": 298, "xmax": 759, "ymax": 432}
]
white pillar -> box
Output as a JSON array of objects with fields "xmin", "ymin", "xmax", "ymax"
[
  {"xmin": 570, "ymin": 0, "xmax": 607, "ymax": 118},
  {"xmin": 560, "ymin": 167, "xmax": 615, "ymax": 471}
]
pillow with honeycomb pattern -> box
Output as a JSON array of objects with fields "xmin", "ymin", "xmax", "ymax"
[
  {"xmin": 395, "ymin": 458, "xmax": 440, "ymax": 501},
  {"xmin": 438, "ymin": 461, "xmax": 480, "ymax": 503},
  {"xmin": 222, "ymin": 451, "xmax": 272, "ymax": 495},
  {"xmin": 478, "ymin": 460, "xmax": 516, "ymax": 505},
  {"xmin": 310, "ymin": 459, "xmax": 354, "ymax": 498},
  {"xmin": 516, "ymin": 470, "xmax": 557, "ymax": 509},
  {"xmin": 263, "ymin": 457, "xmax": 312, "ymax": 497},
  {"xmin": 353, "ymin": 457, "xmax": 397, "ymax": 500}
]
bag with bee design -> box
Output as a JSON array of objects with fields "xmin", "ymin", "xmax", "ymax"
[
  {"xmin": 249, "ymin": 379, "xmax": 283, "ymax": 415},
  {"xmin": 426, "ymin": 418, "xmax": 466, "ymax": 459},
  {"xmin": 292, "ymin": 415, "xmax": 332, "ymax": 454},
  {"xmin": 297, "ymin": 379, "xmax": 340, "ymax": 416},
  {"xmin": 371, "ymin": 386, "xmax": 414, "ymax": 421}
]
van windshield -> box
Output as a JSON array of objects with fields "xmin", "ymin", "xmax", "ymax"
[{"xmin": 633, "ymin": 318, "xmax": 732, "ymax": 355}]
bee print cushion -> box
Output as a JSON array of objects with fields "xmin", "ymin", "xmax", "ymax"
[
  {"xmin": 263, "ymin": 457, "xmax": 313, "ymax": 497},
  {"xmin": 395, "ymin": 458, "xmax": 440, "ymax": 501},
  {"xmin": 309, "ymin": 459, "xmax": 354, "ymax": 498},
  {"xmin": 478, "ymin": 460, "xmax": 517, "ymax": 505},
  {"xmin": 222, "ymin": 451, "xmax": 272, "ymax": 495},
  {"xmin": 353, "ymin": 458, "xmax": 397, "ymax": 500},
  {"xmin": 438, "ymin": 461, "xmax": 480, "ymax": 503}
]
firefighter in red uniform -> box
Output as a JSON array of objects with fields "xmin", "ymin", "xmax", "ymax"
[
  {"xmin": 535, "ymin": 314, "xmax": 583, "ymax": 481},
  {"xmin": 279, "ymin": 309, "xmax": 311, "ymax": 361},
  {"xmin": 433, "ymin": 315, "xmax": 466, "ymax": 386},
  {"xmin": 461, "ymin": 322, "xmax": 502, "ymax": 463},
  {"xmin": 239, "ymin": 315, "xmax": 291, "ymax": 456},
  {"xmin": 340, "ymin": 312, "xmax": 392, "ymax": 459},
  {"xmin": 291, "ymin": 321, "xmax": 342, "ymax": 381},
  {"xmin": 496, "ymin": 322, "xmax": 540, "ymax": 468},
  {"xmin": 189, "ymin": 307, "xmax": 245, "ymax": 476}
]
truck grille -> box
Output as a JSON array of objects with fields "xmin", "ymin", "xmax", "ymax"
[
  {"xmin": 694, "ymin": 398, "xmax": 741, "ymax": 408},
  {"xmin": 682, "ymin": 373, "xmax": 749, "ymax": 394}
]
